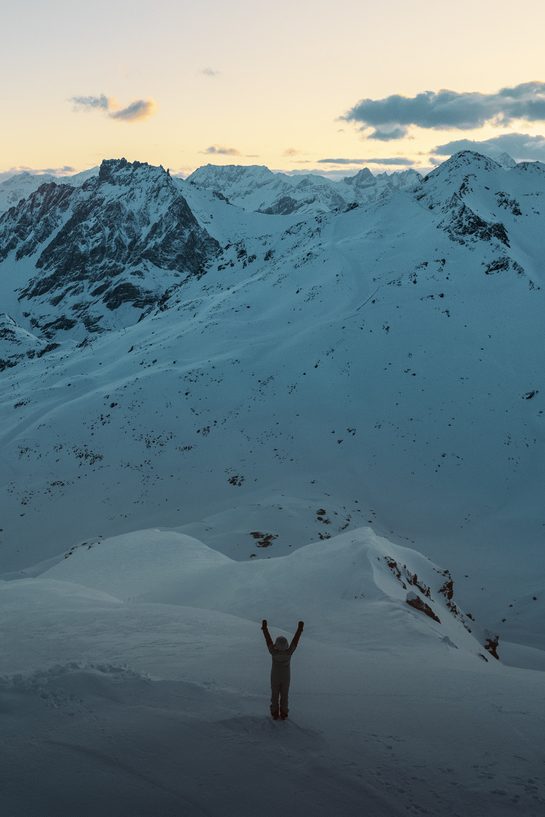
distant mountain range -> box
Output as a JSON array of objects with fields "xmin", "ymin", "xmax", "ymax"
[
  {"xmin": 186, "ymin": 163, "xmax": 422, "ymax": 214},
  {"xmin": 0, "ymin": 168, "xmax": 97, "ymax": 214},
  {"xmin": 1, "ymin": 151, "xmax": 544, "ymax": 648},
  {"xmin": 0, "ymin": 162, "xmax": 422, "ymax": 217}
]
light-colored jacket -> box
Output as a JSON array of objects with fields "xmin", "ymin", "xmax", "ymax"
[{"xmin": 262, "ymin": 624, "xmax": 303, "ymax": 682}]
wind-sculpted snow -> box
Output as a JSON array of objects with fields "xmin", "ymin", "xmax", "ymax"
[
  {"xmin": 42, "ymin": 527, "xmax": 500, "ymax": 660},
  {"xmin": 2, "ymin": 529, "xmax": 545, "ymax": 816},
  {"xmin": 1, "ymin": 151, "xmax": 545, "ymax": 653}
]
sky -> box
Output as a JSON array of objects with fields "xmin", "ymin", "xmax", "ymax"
[{"xmin": 2, "ymin": 0, "xmax": 545, "ymax": 177}]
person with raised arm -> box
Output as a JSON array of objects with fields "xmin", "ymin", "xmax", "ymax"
[{"xmin": 261, "ymin": 619, "xmax": 304, "ymax": 720}]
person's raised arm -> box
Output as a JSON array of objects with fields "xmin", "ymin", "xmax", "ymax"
[
  {"xmin": 261, "ymin": 619, "xmax": 274, "ymax": 651},
  {"xmin": 289, "ymin": 621, "xmax": 304, "ymax": 654}
]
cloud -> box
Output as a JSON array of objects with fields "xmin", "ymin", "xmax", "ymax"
[
  {"xmin": 71, "ymin": 95, "xmax": 110, "ymax": 111},
  {"xmin": 343, "ymin": 82, "xmax": 545, "ymax": 137},
  {"xmin": 109, "ymin": 100, "xmax": 155, "ymax": 121},
  {"xmin": 70, "ymin": 95, "xmax": 156, "ymax": 122},
  {"xmin": 318, "ymin": 157, "xmax": 414, "ymax": 166},
  {"xmin": 201, "ymin": 67, "xmax": 220, "ymax": 77},
  {"xmin": 433, "ymin": 132, "xmax": 545, "ymax": 162},
  {"xmin": 203, "ymin": 145, "xmax": 241, "ymax": 156},
  {"xmin": 0, "ymin": 165, "xmax": 77, "ymax": 182},
  {"xmin": 367, "ymin": 127, "xmax": 408, "ymax": 141},
  {"xmin": 46, "ymin": 165, "xmax": 77, "ymax": 174},
  {"xmin": 283, "ymin": 148, "xmax": 302, "ymax": 157}
]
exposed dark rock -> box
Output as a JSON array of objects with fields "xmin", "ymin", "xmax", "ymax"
[
  {"xmin": 35, "ymin": 342, "xmax": 60, "ymax": 357},
  {"xmin": 0, "ymin": 183, "xmax": 75, "ymax": 262},
  {"xmin": 439, "ymin": 577, "xmax": 454, "ymax": 601},
  {"xmin": 406, "ymin": 591, "xmax": 441, "ymax": 623},
  {"xmin": 250, "ymin": 531, "xmax": 278, "ymax": 548},
  {"xmin": 103, "ymin": 283, "xmax": 156, "ymax": 311},
  {"xmin": 0, "ymin": 358, "xmax": 17, "ymax": 371},
  {"xmin": 40, "ymin": 316, "xmax": 77, "ymax": 335},
  {"xmin": 483, "ymin": 257, "xmax": 510, "ymax": 274},
  {"xmin": 484, "ymin": 633, "xmax": 500, "ymax": 660},
  {"xmin": 496, "ymin": 192, "xmax": 522, "ymax": 216},
  {"xmin": 259, "ymin": 196, "xmax": 301, "ymax": 215},
  {"xmin": 441, "ymin": 196, "xmax": 509, "ymax": 247}
]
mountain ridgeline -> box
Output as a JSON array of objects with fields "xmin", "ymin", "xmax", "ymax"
[{"xmin": 1, "ymin": 151, "xmax": 544, "ymax": 646}]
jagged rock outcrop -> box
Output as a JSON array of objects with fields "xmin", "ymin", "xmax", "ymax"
[
  {"xmin": 0, "ymin": 159, "xmax": 220, "ymax": 337},
  {"xmin": 440, "ymin": 195, "xmax": 510, "ymax": 246},
  {"xmin": 406, "ymin": 591, "xmax": 441, "ymax": 623},
  {"xmin": 0, "ymin": 183, "xmax": 75, "ymax": 262},
  {"xmin": 0, "ymin": 313, "xmax": 50, "ymax": 368}
]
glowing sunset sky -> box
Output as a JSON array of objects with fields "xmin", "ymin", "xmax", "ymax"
[{"xmin": 2, "ymin": 0, "xmax": 545, "ymax": 176}]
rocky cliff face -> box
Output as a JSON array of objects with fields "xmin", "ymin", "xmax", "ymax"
[
  {"xmin": 0, "ymin": 158, "xmax": 219, "ymax": 338},
  {"xmin": 0, "ymin": 183, "xmax": 76, "ymax": 263}
]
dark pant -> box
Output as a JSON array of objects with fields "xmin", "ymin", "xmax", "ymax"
[{"xmin": 271, "ymin": 678, "xmax": 290, "ymax": 715}]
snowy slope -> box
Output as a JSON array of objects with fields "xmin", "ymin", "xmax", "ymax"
[
  {"xmin": 1, "ymin": 151, "xmax": 545, "ymax": 652},
  {"xmin": 1, "ymin": 528, "xmax": 545, "ymax": 816},
  {"xmin": 42, "ymin": 527, "xmax": 497, "ymax": 658}
]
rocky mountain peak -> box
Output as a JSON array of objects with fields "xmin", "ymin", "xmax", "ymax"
[
  {"xmin": 425, "ymin": 151, "xmax": 501, "ymax": 184},
  {"xmin": 417, "ymin": 150, "xmax": 509, "ymax": 217},
  {"xmin": 0, "ymin": 159, "xmax": 220, "ymax": 341},
  {"xmin": 513, "ymin": 160, "xmax": 545, "ymax": 176},
  {"xmin": 97, "ymin": 157, "xmax": 172, "ymax": 188},
  {"xmin": 344, "ymin": 167, "xmax": 375, "ymax": 187}
]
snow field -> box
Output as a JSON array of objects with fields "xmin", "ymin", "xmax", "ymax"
[{"xmin": 2, "ymin": 528, "xmax": 545, "ymax": 816}]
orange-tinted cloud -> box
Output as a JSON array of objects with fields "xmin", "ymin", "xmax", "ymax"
[{"xmin": 71, "ymin": 95, "xmax": 156, "ymax": 122}]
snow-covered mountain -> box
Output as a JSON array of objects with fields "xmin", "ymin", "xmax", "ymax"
[
  {"xmin": 0, "ymin": 159, "xmax": 219, "ymax": 340},
  {"xmin": 0, "ymin": 163, "xmax": 421, "ymax": 219},
  {"xmin": 1, "ymin": 150, "xmax": 545, "ymax": 651},
  {"xmin": 2, "ymin": 150, "xmax": 545, "ymax": 817},
  {"xmin": 186, "ymin": 162, "xmax": 421, "ymax": 214}
]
